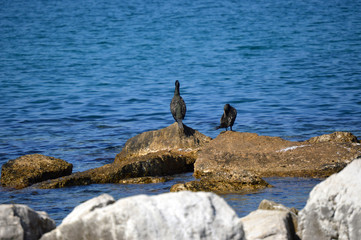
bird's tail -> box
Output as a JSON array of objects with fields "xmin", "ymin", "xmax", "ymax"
[{"xmin": 214, "ymin": 125, "xmax": 221, "ymax": 130}]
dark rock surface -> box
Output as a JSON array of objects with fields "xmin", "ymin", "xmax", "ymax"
[{"xmin": 1, "ymin": 154, "xmax": 73, "ymax": 189}]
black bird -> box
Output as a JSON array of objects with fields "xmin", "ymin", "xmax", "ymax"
[
  {"xmin": 170, "ymin": 80, "xmax": 186, "ymax": 130},
  {"xmin": 215, "ymin": 103, "xmax": 237, "ymax": 131}
]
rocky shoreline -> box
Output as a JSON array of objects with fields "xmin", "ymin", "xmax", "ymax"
[
  {"xmin": 2, "ymin": 123, "xmax": 360, "ymax": 192},
  {"xmin": 1, "ymin": 124, "xmax": 361, "ymax": 239},
  {"xmin": 1, "ymin": 159, "xmax": 360, "ymax": 240}
]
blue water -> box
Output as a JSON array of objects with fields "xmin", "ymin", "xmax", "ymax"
[{"xmin": 1, "ymin": 0, "xmax": 360, "ymax": 224}]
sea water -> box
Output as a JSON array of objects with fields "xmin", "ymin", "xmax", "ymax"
[{"xmin": 1, "ymin": 0, "xmax": 360, "ymax": 224}]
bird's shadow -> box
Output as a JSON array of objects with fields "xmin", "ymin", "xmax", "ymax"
[{"xmin": 181, "ymin": 124, "xmax": 196, "ymax": 137}]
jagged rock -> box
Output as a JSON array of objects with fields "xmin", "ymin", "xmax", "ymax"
[
  {"xmin": 307, "ymin": 131, "xmax": 359, "ymax": 143},
  {"xmin": 170, "ymin": 170, "xmax": 271, "ymax": 193},
  {"xmin": 1, "ymin": 154, "xmax": 73, "ymax": 189},
  {"xmin": 240, "ymin": 209, "xmax": 296, "ymax": 240},
  {"xmin": 41, "ymin": 191, "xmax": 245, "ymax": 240},
  {"xmin": 298, "ymin": 158, "xmax": 361, "ymax": 240},
  {"xmin": 0, "ymin": 204, "xmax": 55, "ymax": 240},
  {"xmin": 258, "ymin": 199, "xmax": 299, "ymax": 233},
  {"xmin": 195, "ymin": 131, "xmax": 361, "ymax": 178}
]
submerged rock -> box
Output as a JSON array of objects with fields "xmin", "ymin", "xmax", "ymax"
[
  {"xmin": 1, "ymin": 154, "xmax": 73, "ymax": 189},
  {"xmin": 298, "ymin": 158, "xmax": 361, "ymax": 240},
  {"xmin": 41, "ymin": 191, "xmax": 245, "ymax": 240},
  {"xmin": 0, "ymin": 204, "xmax": 55, "ymax": 240},
  {"xmin": 240, "ymin": 209, "xmax": 296, "ymax": 240},
  {"xmin": 195, "ymin": 131, "xmax": 361, "ymax": 178},
  {"xmin": 170, "ymin": 170, "xmax": 271, "ymax": 193},
  {"xmin": 118, "ymin": 176, "xmax": 173, "ymax": 184}
]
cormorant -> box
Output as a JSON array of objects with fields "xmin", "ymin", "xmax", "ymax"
[
  {"xmin": 215, "ymin": 103, "xmax": 237, "ymax": 131},
  {"xmin": 170, "ymin": 80, "xmax": 186, "ymax": 130}
]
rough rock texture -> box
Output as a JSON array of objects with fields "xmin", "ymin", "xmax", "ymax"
[
  {"xmin": 35, "ymin": 124, "xmax": 211, "ymax": 189},
  {"xmin": 41, "ymin": 191, "xmax": 245, "ymax": 240},
  {"xmin": 1, "ymin": 154, "xmax": 73, "ymax": 189},
  {"xmin": 307, "ymin": 131, "xmax": 359, "ymax": 144},
  {"xmin": 34, "ymin": 152, "xmax": 193, "ymax": 189},
  {"xmin": 118, "ymin": 176, "xmax": 173, "ymax": 184},
  {"xmin": 62, "ymin": 194, "xmax": 115, "ymax": 225},
  {"xmin": 0, "ymin": 204, "xmax": 55, "ymax": 240},
  {"xmin": 170, "ymin": 170, "xmax": 271, "ymax": 193},
  {"xmin": 115, "ymin": 122, "xmax": 212, "ymax": 162},
  {"xmin": 298, "ymin": 158, "xmax": 361, "ymax": 240},
  {"xmin": 240, "ymin": 209, "xmax": 296, "ymax": 240},
  {"xmin": 258, "ymin": 199, "xmax": 299, "ymax": 233},
  {"xmin": 195, "ymin": 131, "xmax": 361, "ymax": 178}
]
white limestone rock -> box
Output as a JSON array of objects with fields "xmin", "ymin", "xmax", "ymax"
[
  {"xmin": 61, "ymin": 193, "xmax": 115, "ymax": 224},
  {"xmin": 240, "ymin": 209, "xmax": 295, "ymax": 240},
  {"xmin": 41, "ymin": 191, "xmax": 244, "ymax": 240},
  {"xmin": 298, "ymin": 158, "xmax": 361, "ymax": 240},
  {"xmin": 0, "ymin": 204, "xmax": 55, "ymax": 240},
  {"xmin": 258, "ymin": 199, "xmax": 299, "ymax": 232}
]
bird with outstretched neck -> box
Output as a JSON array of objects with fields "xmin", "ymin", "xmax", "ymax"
[
  {"xmin": 215, "ymin": 103, "xmax": 237, "ymax": 131},
  {"xmin": 170, "ymin": 80, "xmax": 187, "ymax": 130}
]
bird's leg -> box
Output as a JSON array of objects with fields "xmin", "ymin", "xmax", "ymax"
[{"xmin": 230, "ymin": 126, "xmax": 232, "ymax": 131}]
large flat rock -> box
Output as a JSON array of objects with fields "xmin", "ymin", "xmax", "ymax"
[
  {"xmin": 195, "ymin": 131, "xmax": 361, "ymax": 178},
  {"xmin": 1, "ymin": 154, "xmax": 73, "ymax": 189}
]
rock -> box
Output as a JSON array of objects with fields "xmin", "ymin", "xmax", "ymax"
[
  {"xmin": 41, "ymin": 191, "xmax": 245, "ymax": 240},
  {"xmin": 0, "ymin": 204, "xmax": 55, "ymax": 240},
  {"xmin": 195, "ymin": 131, "xmax": 361, "ymax": 178},
  {"xmin": 1, "ymin": 154, "xmax": 73, "ymax": 189},
  {"xmin": 258, "ymin": 199, "xmax": 298, "ymax": 215},
  {"xmin": 115, "ymin": 123, "xmax": 212, "ymax": 162},
  {"xmin": 62, "ymin": 193, "xmax": 115, "ymax": 225},
  {"xmin": 35, "ymin": 124, "xmax": 211, "ymax": 189},
  {"xmin": 118, "ymin": 176, "xmax": 173, "ymax": 184},
  {"xmin": 307, "ymin": 131, "xmax": 359, "ymax": 143},
  {"xmin": 298, "ymin": 158, "xmax": 361, "ymax": 240},
  {"xmin": 258, "ymin": 199, "xmax": 299, "ymax": 233},
  {"xmin": 34, "ymin": 152, "xmax": 192, "ymax": 189},
  {"xmin": 241, "ymin": 209, "xmax": 296, "ymax": 240},
  {"xmin": 170, "ymin": 170, "xmax": 271, "ymax": 193}
]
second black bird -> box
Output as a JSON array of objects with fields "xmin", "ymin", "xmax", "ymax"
[{"xmin": 215, "ymin": 103, "xmax": 237, "ymax": 131}]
